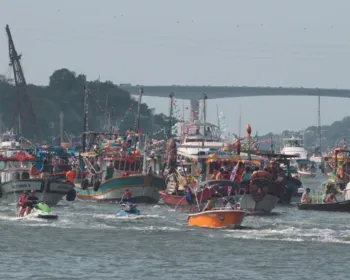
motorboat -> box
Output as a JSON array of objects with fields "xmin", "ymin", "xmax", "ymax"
[
  {"xmin": 295, "ymin": 159, "xmax": 317, "ymax": 178},
  {"xmin": 280, "ymin": 136, "xmax": 308, "ymax": 159},
  {"xmin": 297, "ymin": 201, "xmax": 350, "ymax": 212},
  {"xmin": 187, "ymin": 209, "xmax": 246, "ymax": 229},
  {"xmin": 116, "ymin": 203, "xmax": 141, "ymax": 217},
  {"xmin": 176, "ymin": 121, "xmax": 224, "ymax": 158},
  {"xmin": 22, "ymin": 202, "xmax": 58, "ymax": 219}
]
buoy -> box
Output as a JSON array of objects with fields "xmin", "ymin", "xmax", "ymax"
[{"xmin": 16, "ymin": 151, "xmax": 26, "ymax": 162}]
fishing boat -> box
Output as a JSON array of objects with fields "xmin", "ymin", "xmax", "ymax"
[
  {"xmin": 187, "ymin": 209, "xmax": 246, "ymax": 229},
  {"xmin": 0, "ymin": 137, "xmax": 76, "ymax": 206},
  {"xmin": 74, "ymin": 132, "xmax": 165, "ymax": 203}
]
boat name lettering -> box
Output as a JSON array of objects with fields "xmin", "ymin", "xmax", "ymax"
[{"xmin": 12, "ymin": 184, "xmax": 31, "ymax": 189}]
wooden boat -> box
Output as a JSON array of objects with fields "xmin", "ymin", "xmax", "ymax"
[
  {"xmin": 187, "ymin": 209, "xmax": 246, "ymax": 228},
  {"xmin": 297, "ymin": 200, "xmax": 350, "ymax": 212}
]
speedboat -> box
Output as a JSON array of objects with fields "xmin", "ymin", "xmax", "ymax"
[
  {"xmin": 116, "ymin": 203, "xmax": 141, "ymax": 217},
  {"xmin": 187, "ymin": 209, "xmax": 246, "ymax": 229},
  {"xmin": 22, "ymin": 202, "xmax": 58, "ymax": 219}
]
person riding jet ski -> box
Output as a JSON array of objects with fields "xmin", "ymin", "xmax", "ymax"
[
  {"xmin": 120, "ymin": 189, "xmax": 135, "ymax": 204},
  {"xmin": 24, "ymin": 189, "xmax": 39, "ymax": 215},
  {"xmin": 18, "ymin": 191, "xmax": 29, "ymax": 217}
]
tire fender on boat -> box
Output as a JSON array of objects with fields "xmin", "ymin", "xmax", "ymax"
[
  {"xmin": 82, "ymin": 179, "xmax": 89, "ymax": 190},
  {"xmin": 93, "ymin": 181, "xmax": 101, "ymax": 191},
  {"xmin": 66, "ymin": 189, "xmax": 76, "ymax": 201}
]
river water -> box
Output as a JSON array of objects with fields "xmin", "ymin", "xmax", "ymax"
[{"xmin": 0, "ymin": 175, "xmax": 349, "ymax": 280}]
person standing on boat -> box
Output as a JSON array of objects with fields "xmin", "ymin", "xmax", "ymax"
[
  {"xmin": 241, "ymin": 166, "xmax": 251, "ymax": 182},
  {"xmin": 215, "ymin": 168, "xmax": 224, "ymax": 180},
  {"xmin": 66, "ymin": 168, "xmax": 76, "ymax": 184},
  {"xmin": 185, "ymin": 185, "xmax": 193, "ymax": 205},
  {"xmin": 40, "ymin": 159, "xmax": 51, "ymax": 179},
  {"xmin": 17, "ymin": 191, "xmax": 29, "ymax": 217},
  {"xmin": 301, "ymin": 188, "xmax": 312, "ymax": 204},
  {"xmin": 105, "ymin": 160, "xmax": 115, "ymax": 180}
]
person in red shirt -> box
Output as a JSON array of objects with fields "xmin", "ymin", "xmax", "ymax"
[{"xmin": 17, "ymin": 191, "xmax": 29, "ymax": 217}]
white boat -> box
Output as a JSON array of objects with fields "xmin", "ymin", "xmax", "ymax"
[
  {"xmin": 309, "ymin": 154, "xmax": 322, "ymax": 164},
  {"xmin": 280, "ymin": 136, "xmax": 308, "ymax": 159},
  {"xmin": 295, "ymin": 159, "xmax": 317, "ymax": 178},
  {"xmin": 176, "ymin": 121, "xmax": 224, "ymax": 157}
]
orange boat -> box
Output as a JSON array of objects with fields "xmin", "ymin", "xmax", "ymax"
[{"xmin": 187, "ymin": 209, "xmax": 246, "ymax": 229}]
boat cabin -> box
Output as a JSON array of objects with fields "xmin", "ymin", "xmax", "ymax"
[
  {"xmin": 282, "ymin": 136, "xmax": 304, "ymax": 148},
  {"xmin": 183, "ymin": 122, "xmax": 221, "ymax": 143}
]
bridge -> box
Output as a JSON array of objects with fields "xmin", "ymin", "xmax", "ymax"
[{"xmin": 119, "ymin": 85, "xmax": 350, "ymax": 100}]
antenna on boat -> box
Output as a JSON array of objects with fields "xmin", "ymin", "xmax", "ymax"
[
  {"xmin": 216, "ymin": 104, "xmax": 220, "ymax": 136},
  {"xmin": 203, "ymin": 94, "xmax": 207, "ymax": 132},
  {"xmin": 82, "ymin": 86, "xmax": 89, "ymax": 152},
  {"xmin": 238, "ymin": 105, "xmax": 242, "ymax": 139},
  {"xmin": 135, "ymin": 87, "xmax": 143, "ymax": 133},
  {"xmin": 168, "ymin": 93, "xmax": 174, "ymax": 137},
  {"xmin": 59, "ymin": 112, "xmax": 64, "ymax": 146},
  {"xmin": 317, "ymin": 89, "xmax": 322, "ymax": 154}
]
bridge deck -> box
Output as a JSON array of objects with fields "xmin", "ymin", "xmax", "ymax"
[{"xmin": 119, "ymin": 85, "xmax": 350, "ymax": 100}]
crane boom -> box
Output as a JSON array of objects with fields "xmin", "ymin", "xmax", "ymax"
[{"xmin": 5, "ymin": 24, "xmax": 38, "ymax": 139}]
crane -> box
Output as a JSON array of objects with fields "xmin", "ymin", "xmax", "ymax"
[{"xmin": 5, "ymin": 24, "xmax": 38, "ymax": 140}]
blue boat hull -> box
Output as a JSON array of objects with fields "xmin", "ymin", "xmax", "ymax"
[
  {"xmin": 116, "ymin": 209, "xmax": 141, "ymax": 217},
  {"xmin": 75, "ymin": 174, "xmax": 165, "ymax": 203}
]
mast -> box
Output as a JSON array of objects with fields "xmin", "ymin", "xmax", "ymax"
[
  {"xmin": 18, "ymin": 115, "xmax": 22, "ymax": 149},
  {"xmin": 82, "ymin": 86, "xmax": 89, "ymax": 152},
  {"xmin": 135, "ymin": 87, "xmax": 143, "ymax": 133},
  {"xmin": 216, "ymin": 104, "xmax": 221, "ymax": 137},
  {"xmin": 203, "ymin": 94, "xmax": 207, "ymax": 133},
  {"xmin": 59, "ymin": 112, "xmax": 64, "ymax": 145},
  {"xmin": 238, "ymin": 105, "xmax": 242, "ymax": 138},
  {"xmin": 317, "ymin": 89, "xmax": 322, "ymax": 155},
  {"xmin": 168, "ymin": 93, "xmax": 174, "ymax": 137}
]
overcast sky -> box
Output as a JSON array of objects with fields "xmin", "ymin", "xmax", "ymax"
[{"xmin": 1, "ymin": 0, "xmax": 350, "ymax": 134}]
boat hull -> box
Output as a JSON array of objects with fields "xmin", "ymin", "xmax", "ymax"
[
  {"xmin": 75, "ymin": 175, "xmax": 164, "ymax": 203},
  {"xmin": 240, "ymin": 194, "xmax": 279, "ymax": 213},
  {"xmin": 0, "ymin": 179, "xmax": 75, "ymax": 206},
  {"xmin": 298, "ymin": 171, "xmax": 317, "ymax": 178},
  {"xmin": 297, "ymin": 200, "xmax": 350, "ymax": 212},
  {"xmin": 188, "ymin": 210, "xmax": 246, "ymax": 228}
]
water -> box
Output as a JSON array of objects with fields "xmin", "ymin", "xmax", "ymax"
[{"xmin": 1, "ymin": 175, "xmax": 349, "ymax": 280}]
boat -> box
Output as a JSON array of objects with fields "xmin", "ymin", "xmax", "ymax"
[
  {"xmin": 294, "ymin": 159, "xmax": 317, "ymax": 178},
  {"xmin": 116, "ymin": 203, "xmax": 141, "ymax": 216},
  {"xmin": 297, "ymin": 200, "xmax": 350, "ymax": 212},
  {"xmin": 0, "ymin": 139, "xmax": 76, "ymax": 206},
  {"xmin": 22, "ymin": 202, "xmax": 58, "ymax": 219},
  {"xmin": 74, "ymin": 131, "xmax": 166, "ymax": 203},
  {"xmin": 187, "ymin": 209, "xmax": 246, "ymax": 229},
  {"xmin": 161, "ymin": 177, "xmax": 283, "ymax": 213},
  {"xmin": 280, "ymin": 136, "xmax": 308, "ymax": 159}
]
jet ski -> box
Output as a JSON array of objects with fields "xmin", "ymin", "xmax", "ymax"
[
  {"xmin": 23, "ymin": 202, "xmax": 58, "ymax": 220},
  {"xmin": 116, "ymin": 203, "xmax": 141, "ymax": 217}
]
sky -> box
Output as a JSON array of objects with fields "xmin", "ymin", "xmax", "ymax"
[{"xmin": 1, "ymin": 0, "xmax": 350, "ymax": 135}]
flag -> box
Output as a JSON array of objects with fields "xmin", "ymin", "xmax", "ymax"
[
  {"xmin": 230, "ymin": 162, "xmax": 239, "ymax": 181},
  {"xmin": 138, "ymin": 130, "xmax": 143, "ymax": 136}
]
